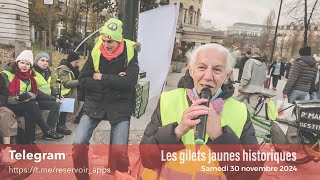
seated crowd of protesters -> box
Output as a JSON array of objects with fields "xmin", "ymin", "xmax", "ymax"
[{"xmin": 0, "ymin": 50, "xmax": 82, "ymax": 164}]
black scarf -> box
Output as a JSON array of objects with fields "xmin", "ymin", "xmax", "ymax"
[
  {"xmin": 33, "ymin": 64, "xmax": 52, "ymax": 81},
  {"xmin": 59, "ymin": 59, "xmax": 80, "ymax": 80}
]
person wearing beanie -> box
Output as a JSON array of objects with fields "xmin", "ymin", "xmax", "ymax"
[
  {"xmin": 283, "ymin": 46, "xmax": 318, "ymax": 103},
  {"xmin": 33, "ymin": 52, "xmax": 64, "ymax": 140},
  {"xmin": 1, "ymin": 50, "xmax": 63, "ymax": 144},
  {"xmin": 72, "ymin": 18, "xmax": 140, "ymax": 178},
  {"xmin": 56, "ymin": 51, "xmax": 81, "ymax": 135},
  {"xmin": 299, "ymin": 46, "xmax": 311, "ymax": 56},
  {"xmin": 15, "ymin": 50, "xmax": 34, "ymax": 66}
]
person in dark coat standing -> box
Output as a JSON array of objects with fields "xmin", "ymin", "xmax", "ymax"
[
  {"xmin": 283, "ymin": 47, "xmax": 318, "ymax": 103},
  {"xmin": 238, "ymin": 50, "xmax": 251, "ymax": 81},
  {"xmin": 72, "ymin": 18, "xmax": 139, "ymax": 179},
  {"xmin": 284, "ymin": 58, "xmax": 294, "ymax": 78},
  {"xmin": 268, "ymin": 54, "xmax": 285, "ymax": 90}
]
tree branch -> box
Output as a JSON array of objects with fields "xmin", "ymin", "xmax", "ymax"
[{"xmin": 307, "ymin": 0, "xmax": 318, "ymax": 26}]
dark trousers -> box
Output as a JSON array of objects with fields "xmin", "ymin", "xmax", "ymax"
[
  {"xmin": 238, "ymin": 68, "xmax": 243, "ymax": 81},
  {"xmin": 58, "ymin": 112, "xmax": 68, "ymax": 127},
  {"xmin": 8, "ymin": 101, "xmax": 47, "ymax": 143},
  {"xmin": 272, "ymin": 75, "xmax": 280, "ymax": 88},
  {"xmin": 37, "ymin": 100, "xmax": 60, "ymax": 130}
]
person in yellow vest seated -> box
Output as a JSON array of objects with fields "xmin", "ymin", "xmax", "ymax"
[
  {"xmin": 33, "ymin": 52, "xmax": 64, "ymax": 139},
  {"xmin": 72, "ymin": 18, "xmax": 140, "ymax": 179},
  {"xmin": 56, "ymin": 52, "xmax": 81, "ymax": 135},
  {"xmin": 140, "ymin": 44, "xmax": 263, "ymax": 180},
  {"xmin": 1, "ymin": 50, "xmax": 63, "ymax": 144}
]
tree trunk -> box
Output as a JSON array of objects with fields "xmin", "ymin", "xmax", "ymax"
[
  {"xmin": 65, "ymin": 0, "xmax": 68, "ymax": 31},
  {"xmin": 83, "ymin": 0, "xmax": 89, "ymax": 56},
  {"xmin": 270, "ymin": 0, "xmax": 283, "ymax": 64},
  {"xmin": 304, "ymin": 0, "xmax": 308, "ymax": 47},
  {"xmin": 48, "ymin": 5, "xmax": 52, "ymax": 50}
]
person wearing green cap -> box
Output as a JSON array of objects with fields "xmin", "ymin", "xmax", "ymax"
[{"xmin": 72, "ymin": 18, "xmax": 140, "ymax": 178}]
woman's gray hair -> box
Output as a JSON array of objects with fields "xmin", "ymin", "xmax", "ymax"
[{"xmin": 188, "ymin": 43, "xmax": 233, "ymax": 72}]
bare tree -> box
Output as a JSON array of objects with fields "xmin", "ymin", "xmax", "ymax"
[
  {"xmin": 285, "ymin": 31, "xmax": 301, "ymax": 58},
  {"xmin": 80, "ymin": 0, "xmax": 95, "ymax": 56},
  {"xmin": 284, "ymin": 0, "xmax": 319, "ymax": 46},
  {"xmin": 259, "ymin": 10, "xmax": 276, "ymax": 55}
]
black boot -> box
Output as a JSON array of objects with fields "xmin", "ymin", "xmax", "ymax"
[
  {"xmin": 57, "ymin": 126, "xmax": 72, "ymax": 135},
  {"xmin": 43, "ymin": 129, "xmax": 64, "ymax": 140},
  {"xmin": 57, "ymin": 112, "xmax": 72, "ymax": 135}
]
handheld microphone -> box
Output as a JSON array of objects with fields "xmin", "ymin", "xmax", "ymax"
[{"xmin": 195, "ymin": 88, "xmax": 212, "ymax": 145}]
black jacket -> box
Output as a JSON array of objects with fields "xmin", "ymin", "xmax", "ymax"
[
  {"xmin": 284, "ymin": 62, "xmax": 292, "ymax": 78},
  {"xmin": 0, "ymin": 75, "xmax": 9, "ymax": 106},
  {"xmin": 268, "ymin": 61, "xmax": 285, "ymax": 78},
  {"xmin": 177, "ymin": 69, "xmax": 194, "ymax": 89},
  {"xmin": 283, "ymin": 56, "xmax": 318, "ymax": 94},
  {"xmin": 79, "ymin": 41, "xmax": 139, "ymax": 124},
  {"xmin": 140, "ymin": 82, "xmax": 263, "ymax": 180},
  {"xmin": 238, "ymin": 56, "xmax": 249, "ymax": 81}
]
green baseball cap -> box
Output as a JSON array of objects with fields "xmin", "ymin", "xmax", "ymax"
[{"xmin": 100, "ymin": 18, "xmax": 123, "ymax": 42}]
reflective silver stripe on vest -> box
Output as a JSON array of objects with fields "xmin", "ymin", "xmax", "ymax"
[{"xmin": 39, "ymin": 87, "xmax": 51, "ymax": 93}]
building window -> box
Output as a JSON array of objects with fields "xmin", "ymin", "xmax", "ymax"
[
  {"xmin": 179, "ymin": 3, "xmax": 184, "ymax": 24},
  {"xmin": 16, "ymin": 14, "xmax": 21, "ymax": 20},
  {"xmin": 184, "ymin": 9, "xmax": 187, "ymax": 23},
  {"xmin": 189, "ymin": 6, "xmax": 194, "ymax": 25},
  {"xmin": 315, "ymin": 26, "xmax": 318, "ymax": 31},
  {"xmin": 197, "ymin": 9, "xmax": 200, "ymax": 26}
]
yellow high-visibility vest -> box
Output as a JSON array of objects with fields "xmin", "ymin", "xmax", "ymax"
[
  {"xmin": 91, "ymin": 38, "xmax": 136, "ymax": 73},
  {"xmin": 142, "ymin": 88, "xmax": 247, "ymax": 180},
  {"xmin": 34, "ymin": 71, "xmax": 52, "ymax": 95},
  {"xmin": 1, "ymin": 70, "xmax": 31, "ymax": 95}
]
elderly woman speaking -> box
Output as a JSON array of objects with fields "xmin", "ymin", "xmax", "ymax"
[{"xmin": 140, "ymin": 44, "xmax": 262, "ymax": 180}]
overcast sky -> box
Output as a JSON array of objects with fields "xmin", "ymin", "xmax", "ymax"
[{"xmin": 201, "ymin": 0, "xmax": 289, "ymax": 30}]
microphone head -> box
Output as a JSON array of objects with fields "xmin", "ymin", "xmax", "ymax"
[{"xmin": 200, "ymin": 87, "xmax": 212, "ymax": 99}]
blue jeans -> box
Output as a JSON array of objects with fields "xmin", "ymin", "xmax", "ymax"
[
  {"xmin": 310, "ymin": 92, "xmax": 320, "ymax": 100},
  {"xmin": 73, "ymin": 115, "xmax": 130, "ymax": 144},
  {"xmin": 288, "ymin": 90, "xmax": 310, "ymax": 104},
  {"xmin": 72, "ymin": 115, "xmax": 130, "ymax": 179}
]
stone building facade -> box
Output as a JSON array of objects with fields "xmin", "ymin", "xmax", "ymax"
[
  {"xmin": 168, "ymin": 0, "xmax": 225, "ymax": 47},
  {"xmin": 0, "ymin": 0, "xmax": 31, "ymax": 48}
]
